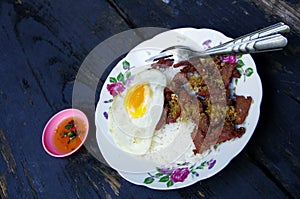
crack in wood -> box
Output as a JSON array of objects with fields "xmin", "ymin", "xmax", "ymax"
[
  {"xmin": 10, "ymin": 1, "xmax": 84, "ymax": 111},
  {"xmin": 106, "ymin": 0, "xmax": 136, "ymax": 29},
  {"xmin": 20, "ymin": 160, "xmax": 38, "ymax": 199},
  {"xmin": 15, "ymin": 0, "xmax": 22, "ymax": 5},
  {"xmin": 271, "ymin": 61, "xmax": 293, "ymax": 74},
  {"xmin": 284, "ymin": 90, "xmax": 300, "ymax": 104},
  {"xmin": 284, "ymin": 149, "xmax": 300, "ymax": 170},
  {"xmin": 246, "ymin": 150, "xmax": 295, "ymax": 198},
  {"xmin": 0, "ymin": 129, "xmax": 17, "ymax": 174},
  {"xmin": 83, "ymin": 171, "xmax": 102, "ymax": 198},
  {"xmin": 72, "ymin": 177, "xmax": 81, "ymax": 198},
  {"xmin": 0, "ymin": 176, "xmax": 8, "ymax": 199},
  {"xmin": 93, "ymin": 166, "xmax": 121, "ymax": 197},
  {"xmin": 198, "ymin": 190, "xmax": 206, "ymax": 198},
  {"xmin": 99, "ymin": 182, "xmax": 112, "ymax": 199},
  {"xmin": 249, "ymin": 0, "xmax": 300, "ymax": 34},
  {"xmin": 12, "ymin": 2, "xmax": 84, "ymax": 63},
  {"xmin": 280, "ymin": 80, "xmax": 300, "ymax": 87},
  {"xmin": 11, "ymin": 13, "xmax": 56, "ymax": 112},
  {"xmin": 13, "ymin": 2, "xmax": 59, "ymax": 36}
]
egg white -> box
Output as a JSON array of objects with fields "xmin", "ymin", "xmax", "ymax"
[{"xmin": 109, "ymin": 69, "xmax": 167, "ymax": 155}]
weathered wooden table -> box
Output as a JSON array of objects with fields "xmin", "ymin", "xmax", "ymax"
[{"xmin": 0, "ymin": 0, "xmax": 299, "ymax": 198}]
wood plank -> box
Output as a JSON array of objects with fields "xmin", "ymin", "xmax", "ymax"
[
  {"xmin": 247, "ymin": 51, "xmax": 300, "ymax": 198},
  {"xmin": 9, "ymin": 0, "xmax": 131, "ymax": 110},
  {"xmin": 0, "ymin": 1, "xmax": 128, "ymax": 198},
  {"xmin": 249, "ymin": 0, "xmax": 300, "ymax": 34},
  {"xmin": 107, "ymin": 0, "xmax": 270, "ymax": 37},
  {"xmin": 0, "ymin": 0, "xmax": 298, "ymax": 198}
]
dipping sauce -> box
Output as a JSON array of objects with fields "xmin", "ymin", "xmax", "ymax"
[{"xmin": 53, "ymin": 117, "xmax": 86, "ymax": 153}]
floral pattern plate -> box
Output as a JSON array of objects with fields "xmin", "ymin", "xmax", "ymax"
[{"xmin": 95, "ymin": 28, "xmax": 262, "ymax": 189}]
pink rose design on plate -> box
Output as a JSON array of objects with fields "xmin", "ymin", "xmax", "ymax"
[
  {"xmin": 170, "ymin": 167, "xmax": 190, "ymax": 183},
  {"xmin": 107, "ymin": 82, "xmax": 125, "ymax": 97},
  {"xmin": 143, "ymin": 159, "xmax": 216, "ymax": 187}
]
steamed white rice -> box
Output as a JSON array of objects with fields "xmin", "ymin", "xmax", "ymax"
[{"xmin": 143, "ymin": 119, "xmax": 209, "ymax": 166}]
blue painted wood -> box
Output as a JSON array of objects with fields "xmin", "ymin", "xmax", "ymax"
[{"xmin": 0, "ymin": 0, "xmax": 299, "ymax": 198}]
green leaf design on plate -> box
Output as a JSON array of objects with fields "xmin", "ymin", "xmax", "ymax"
[
  {"xmin": 123, "ymin": 60, "xmax": 130, "ymax": 70},
  {"xmin": 159, "ymin": 175, "xmax": 170, "ymax": 182},
  {"xmin": 237, "ymin": 54, "xmax": 243, "ymax": 59},
  {"xmin": 245, "ymin": 67, "xmax": 254, "ymax": 77},
  {"xmin": 155, "ymin": 173, "xmax": 163, "ymax": 177},
  {"xmin": 167, "ymin": 180, "xmax": 174, "ymax": 187},
  {"xmin": 237, "ymin": 68, "xmax": 243, "ymax": 76},
  {"xmin": 236, "ymin": 60, "xmax": 245, "ymax": 68},
  {"xmin": 126, "ymin": 71, "xmax": 131, "ymax": 79},
  {"xmin": 235, "ymin": 78, "xmax": 239, "ymax": 85},
  {"xmin": 195, "ymin": 161, "xmax": 207, "ymax": 169},
  {"xmin": 117, "ymin": 72, "xmax": 124, "ymax": 83},
  {"xmin": 109, "ymin": 77, "xmax": 117, "ymax": 83},
  {"xmin": 144, "ymin": 177, "xmax": 154, "ymax": 184}
]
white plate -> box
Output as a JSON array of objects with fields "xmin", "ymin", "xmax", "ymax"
[{"xmin": 95, "ymin": 28, "xmax": 262, "ymax": 189}]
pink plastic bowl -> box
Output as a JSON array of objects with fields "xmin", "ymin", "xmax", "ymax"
[{"xmin": 42, "ymin": 108, "xmax": 89, "ymax": 157}]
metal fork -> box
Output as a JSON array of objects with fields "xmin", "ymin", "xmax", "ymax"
[{"xmin": 145, "ymin": 22, "xmax": 290, "ymax": 62}]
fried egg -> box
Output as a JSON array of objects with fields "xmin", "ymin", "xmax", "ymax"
[{"xmin": 109, "ymin": 68, "xmax": 167, "ymax": 155}]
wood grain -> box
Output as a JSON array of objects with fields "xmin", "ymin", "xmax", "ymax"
[
  {"xmin": 249, "ymin": 0, "xmax": 300, "ymax": 34},
  {"xmin": 0, "ymin": 175, "xmax": 8, "ymax": 198},
  {"xmin": 0, "ymin": 130, "xmax": 17, "ymax": 175},
  {"xmin": 0, "ymin": 0, "xmax": 299, "ymax": 198},
  {"xmin": 0, "ymin": 129, "xmax": 11, "ymax": 199}
]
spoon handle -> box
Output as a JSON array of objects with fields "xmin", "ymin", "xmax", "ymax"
[
  {"xmin": 205, "ymin": 22, "xmax": 290, "ymax": 53},
  {"xmin": 201, "ymin": 33, "xmax": 288, "ymax": 56},
  {"xmin": 145, "ymin": 22, "xmax": 290, "ymax": 62}
]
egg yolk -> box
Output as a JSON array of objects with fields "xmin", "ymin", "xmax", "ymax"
[{"xmin": 124, "ymin": 83, "xmax": 152, "ymax": 118}]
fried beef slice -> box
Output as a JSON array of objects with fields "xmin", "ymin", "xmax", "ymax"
[
  {"xmin": 152, "ymin": 57, "xmax": 252, "ymax": 155},
  {"xmin": 155, "ymin": 87, "xmax": 182, "ymax": 130},
  {"xmin": 217, "ymin": 121, "xmax": 246, "ymax": 143},
  {"xmin": 151, "ymin": 58, "xmax": 174, "ymax": 69},
  {"xmin": 220, "ymin": 62, "xmax": 238, "ymax": 88},
  {"xmin": 235, "ymin": 95, "xmax": 252, "ymax": 124}
]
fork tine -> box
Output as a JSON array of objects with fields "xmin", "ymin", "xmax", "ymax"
[
  {"xmin": 160, "ymin": 45, "xmax": 190, "ymax": 53},
  {"xmin": 146, "ymin": 45, "xmax": 196, "ymax": 62},
  {"xmin": 153, "ymin": 54, "xmax": 173, "ymax": 61},
  {"xmin": 145, "ymin": 53, "xmax": 173, "ymax": 62}
]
